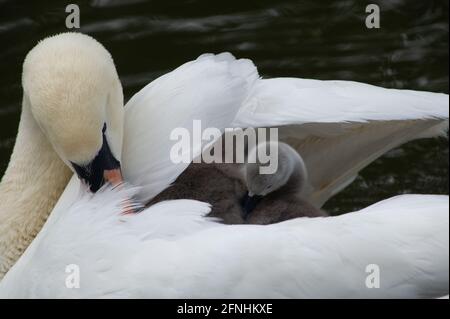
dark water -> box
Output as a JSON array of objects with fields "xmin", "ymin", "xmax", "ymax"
[{"xmin": 0, "ymin": 0, "xmax": 448, "ymax": 213}]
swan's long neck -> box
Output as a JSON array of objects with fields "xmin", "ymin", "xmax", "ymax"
[{"xmin": 0, "ymin": 99, "xmax": 72, "ymax": 278}]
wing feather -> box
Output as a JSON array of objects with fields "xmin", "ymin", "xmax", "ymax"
[
  {"xmin": 234, "ymin": 78, "xmax": 449, "ymax": 206},
  {"xmin": 123, "ymin": 53, "xmax": 258, "ymax": 202}
]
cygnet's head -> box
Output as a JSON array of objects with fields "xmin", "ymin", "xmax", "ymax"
[
  {"xmin": 242, "ymin": 141, "xmax": 307, "ymax": 218},
  {"xmin": 22, "ymin": 33, "xmax": 124, "ymax": 192}
]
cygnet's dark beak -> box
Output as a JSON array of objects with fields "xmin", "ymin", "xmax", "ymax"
[
  {"xmin": 71, "ymin": 125, "xmax": 123, "ymax": 192},
  {"xmin": 241, "ymin": 192, "xmax": 263, "ymax": 220}
]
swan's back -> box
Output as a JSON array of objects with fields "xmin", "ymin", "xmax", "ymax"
[{"xmin": 0, "ymin": 186, "xmax": 447, "ymax": 298}]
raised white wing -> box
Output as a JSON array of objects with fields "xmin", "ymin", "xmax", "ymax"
[
  {"xmin": 0, "ymin": 186, "xmax": 447, "ymax": 298},
  {"xmin": 123, "ymin": 53, "xmax": 258, "ymax": 202},
  {"xmin": 233, "ymin": 78, "xmax": 449, "ymax": 206}
]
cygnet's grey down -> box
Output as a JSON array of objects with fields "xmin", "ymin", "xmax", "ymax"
[{"xmin": 150, "ymin": 142, "xmax": 327, "ymax": 224}]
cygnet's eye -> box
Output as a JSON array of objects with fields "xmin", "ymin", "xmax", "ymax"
[{"xmin": 267, "ymin": 185, "xmax": 273, "ymax": 190}]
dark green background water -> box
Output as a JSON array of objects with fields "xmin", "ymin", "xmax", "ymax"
[{"xmin": 0, "ymin": 0, "xmax": 448, "ymax": 213}]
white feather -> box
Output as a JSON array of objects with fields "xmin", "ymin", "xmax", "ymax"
[
  {"xmin": 0, "ymin": 186, "xmax": 447, "ymax": 298},
  {"xmin": 233, "ymin": 78, "xmax": 449, "ymax": 206},
  {"xmin": 122, "ymin": 53, "xmax": 258, "ymax": 202},
  {"xmin": 234, "ymin": 78, "xmax": 448, "ymax": 126}
]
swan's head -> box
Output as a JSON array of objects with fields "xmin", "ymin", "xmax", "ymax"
[
  {"xmin": 242, "ymin": 142, "xmax": 307, "ymax": 218},
  {"xmin": 22, "ymin": 33, "xmax": 124, "ymax": 192}
]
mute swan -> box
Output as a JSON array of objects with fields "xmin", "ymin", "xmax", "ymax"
[
  {"xmin": 0, "ymin": 33, "xmax": 255, "ymax": 277},
  {"xmin": 152, "ymin": 141, "xmax": 326, "ymax": 224},
  {"xmin": 0, "ymin": 33, "xmax": 448, "ymax": 297}
]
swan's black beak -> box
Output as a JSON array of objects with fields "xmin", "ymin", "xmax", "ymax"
[
  {"xmin": 241, "ymin": 192, "xmax": 263, "ymax": 220},
  {"xmin": 71, "ymin": 126, "xmax": 123, "ymax": 193}
]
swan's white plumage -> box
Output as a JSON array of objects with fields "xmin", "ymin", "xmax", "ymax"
[
  {"xmin": 1, "ymin": 37, "xmax": 448, "ymax": 298},
  {"xmin": 123, "ymin": 66, "xmax": 449, "ymax": 207},
  {"xmin": 0, "ymin": 186, "xmax": 447, "ymax": 298},
  {"xmin": 233, "ymin": 78, "xmax": 449, "ymax": 206},
  {"xmin": 123, "ymin": 53, "xmax": 258, "ymax": 202},
  {"xmin": 234, "ymin": 78, "xmax": 449, "ymax": 126}
]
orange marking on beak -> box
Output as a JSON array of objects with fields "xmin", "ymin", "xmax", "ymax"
[{"xmin": 103, "ymin": 168, "xmax": 124, "ymax": 186}]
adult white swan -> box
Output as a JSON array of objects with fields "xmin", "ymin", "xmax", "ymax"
[{"xmin": 0, "ymin": 33, "xmax": 448, "ymax": 297}]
